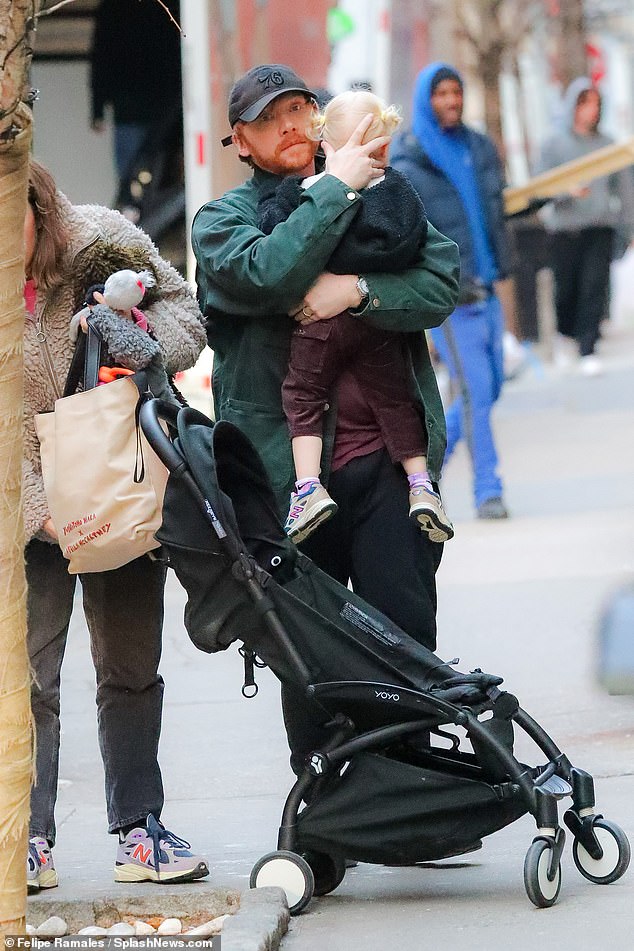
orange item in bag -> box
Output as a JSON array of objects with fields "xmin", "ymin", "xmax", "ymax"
[{"xmin": 98, "ymin": 366, "xmax": 136, "ymax": 384}]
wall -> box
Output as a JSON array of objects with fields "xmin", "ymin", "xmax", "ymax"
[{"xmin": 31, "ymin": 61, "xmax": 116, "ymax": 206}]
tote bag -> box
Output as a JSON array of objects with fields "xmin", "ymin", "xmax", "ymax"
[{"xmin": 35, "ymin": 324, "xmax": 169, "ymax": 573}]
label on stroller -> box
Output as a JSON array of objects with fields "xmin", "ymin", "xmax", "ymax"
[{"xmin": 341, "ymin": 602, "xmax": 401, "ymax": 647}]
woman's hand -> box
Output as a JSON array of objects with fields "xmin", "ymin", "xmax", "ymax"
[
  {"xmin": 42, "ymin": 518, "xmax": 58, "ymax": 541},
  {"xmin": 290, "ymin": 273, "xmax": 364, "ymax": 324},
  {"xmin": 80, "ymin": 290, "xmax": 133, "ymax": 332}
]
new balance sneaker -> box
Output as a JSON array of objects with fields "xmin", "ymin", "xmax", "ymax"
[
  {"xmin": 284, "ymin": 484, "xmax": 338, "ymax": 544},
  {"xmin": 27, "ymin": 836, "xmax": 58, "ymax": 893},
  {"xmin": 409, "ymin": 486, "xmax": 454, "ymax": 542},
  {"xmin": 114, "ymin": 815, "xmax": 209, "ymax": 884}
]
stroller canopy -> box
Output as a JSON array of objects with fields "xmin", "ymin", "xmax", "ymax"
[{"xmin": 156, "ymin": 409, "xmax": 501, "ymax": 702}]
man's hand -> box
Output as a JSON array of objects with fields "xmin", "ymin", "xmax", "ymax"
[
  {"xmin": 290, "ymin": 273, "xmax": 364, "ymax": 324},
  {"xmin": 323, "ymin": 114, "xmax": 390, "ymax": 192},
  {"xmin": 569, "ymin": 183, "xmax": 591, "ymax": 199}
]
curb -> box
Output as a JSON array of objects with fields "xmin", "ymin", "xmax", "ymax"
[
  {"xmin": 222, "ymin": 888, "xmax": 290, "ymax": 951},
  {"xmin": 27, "ymin": 885, "xmax": 289, "ymax": 950}
]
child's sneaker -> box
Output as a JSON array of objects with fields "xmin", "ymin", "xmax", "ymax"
[
  {"xmin": 409, "ymin": 486, "xmax": 454, "ymax": 542},
  {"xmin": 27, "ymin": 836, "xmax": 58, "ymax": 893},
  {"xmin": 114, "ymin": 815, "xmax": 209, "ymax": 884},
  {"xmin": 284, "ymin": 484, "xmax": 338, "ymax": 543}
]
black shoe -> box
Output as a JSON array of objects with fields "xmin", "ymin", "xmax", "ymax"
[
  {"xmin": 477, "ymin": 497, "xmax": 509, "ymax": 520},
  {"xmin": 385, "ymin": 840, "xmax": 483, "ymax": 867},
  {"xmin": 430, "ymin": 839, "xmax": 483, "ymax": 860}
]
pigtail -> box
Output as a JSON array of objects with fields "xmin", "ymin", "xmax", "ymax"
[
  {"xmin": 380, "ymin": 104, "xmax": 403, "ymax": 137},
  {"xmin": 307, "ymin": 111, "xmax": 327, "ymax": 142}
]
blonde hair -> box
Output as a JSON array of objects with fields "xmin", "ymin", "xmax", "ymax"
[{"xmin": 310, "ymin": 90, "xmax": 402, "ymax": 149}]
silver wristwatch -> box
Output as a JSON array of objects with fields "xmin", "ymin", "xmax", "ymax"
[{"xmin": 355, "ymin": 276, "xmax": 370, "ymax": 304}]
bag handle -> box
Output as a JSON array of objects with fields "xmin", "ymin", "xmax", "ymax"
[
  {"xmin": 62, "ymin": 319, "xmax": 152, "ymax": 484},
  {"xmin": 63, "ymin": 319, "xmax": 104, "ymax": 397}
]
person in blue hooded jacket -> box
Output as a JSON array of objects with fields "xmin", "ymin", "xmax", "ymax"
[{"xmin": 391, "ymin": 63, "xmax": 513, "ymax": 520}]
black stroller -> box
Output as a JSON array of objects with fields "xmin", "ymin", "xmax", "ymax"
[{"xmin": 140, "ymin": 400, "xmax": 630, "ymax": 914}]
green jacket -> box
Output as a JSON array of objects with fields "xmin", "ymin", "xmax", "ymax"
[{"xmin": 192, "ymin": 168, "xmax": 460, "ymax": 511}]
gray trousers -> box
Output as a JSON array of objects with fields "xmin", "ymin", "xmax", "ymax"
[{"xmin": 26, "ymin": 539, "xmax": 166, "ymax": 844}]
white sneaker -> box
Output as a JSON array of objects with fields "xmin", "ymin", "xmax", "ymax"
[
  {"xmin": 553, "ymin": 334, "xmax": 577, "ymax": 370},
  {"xmin": 579, "ymin": 354, "xmax": 603, "ymax": 376},
  {"xmin": 503, "ymin": 332, "xmax": 528, "ymax": 380}
]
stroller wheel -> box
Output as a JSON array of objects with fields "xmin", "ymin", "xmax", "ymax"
[
  {"xmin": 249, "ymin": 850, "xmax": 314, "ymax": 915},
  {"xmin": 572, "ymin": 819, "xmax": 631, "ymax": 885},
  {"xmin": 303, "ymin": 850, "xmax": 346, "ymax": 897},
  {"xmin": 524, "ymin": 840, "xmax": 562, "ymax": 908}
]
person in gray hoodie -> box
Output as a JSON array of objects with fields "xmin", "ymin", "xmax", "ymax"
[{"xmin": 538, "ymin": 78, "xmax": 634, "ymax": 375}]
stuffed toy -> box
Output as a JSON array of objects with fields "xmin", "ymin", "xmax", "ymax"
[{"xmin": 69, "ymin": 269, "xmax": 175, "ymax": 402}]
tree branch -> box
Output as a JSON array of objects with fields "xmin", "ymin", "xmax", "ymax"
[
  {"xmin": 37, "ymin": 0, "xmax": 77, "ymax": 15},
  {"xmin": 454, "ymin": 0, "xmax": 481, "ymax": 49}
]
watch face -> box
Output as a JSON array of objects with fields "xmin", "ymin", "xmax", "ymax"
[{"xmin": 358, "ymin": 278, "xmax": 369, "ymax": 297}]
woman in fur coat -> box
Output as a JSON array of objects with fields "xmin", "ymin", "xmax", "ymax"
[{"xmin": 23, "ymin": 159, "xmax": 209, "ymax": 890}]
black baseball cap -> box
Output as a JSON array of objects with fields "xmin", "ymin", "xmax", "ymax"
[{"xmin": 221, "ymin": 64, "xmax": 316, "ymax": 146}]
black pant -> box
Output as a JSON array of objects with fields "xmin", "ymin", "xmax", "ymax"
[
  {"xmin": 551, "ymin": 227, "xmax": 614, "ymax": 356},
  {"xmin": 26, "ymin": 540, "xmax": 166, "ymax": 842},
  {"xmin": 509, "ymin": 221, "xmax": 551, "ymax": 342},
  {"xmin": 281, "ymin": 448, "xmax": 443, "ymax": 771}
]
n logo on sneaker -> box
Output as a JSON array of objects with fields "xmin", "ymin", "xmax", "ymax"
[{"xmin": 132, "ymin": 844, "xmax": 153, "ymax": 865}]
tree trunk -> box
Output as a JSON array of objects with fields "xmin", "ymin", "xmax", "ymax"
[
  {"xmin": 478, "ymin": 1, "xmax": 505, "ymax": 156},
  {"xmin": 555, "ymin": 0, "xmax": 588, "ymax": 90},
  {"xmin": 452, "ymin": 0, "xmax": 506, "ymax": 155},
  {"xmin": 0, "ymin": 102, "xmax": 32, "ymax": 939},
  {"xmin": 0, "ymin": 0, "xmax": 38, "ymax": 934},
  {"xmin": 481, "ymin": 51, "xmax": 505, "ymax": 157}
]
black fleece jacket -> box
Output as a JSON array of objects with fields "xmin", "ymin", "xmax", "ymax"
[{"xmin": 257, "ymin": 167, "xmax": 428, "ymax": 274}]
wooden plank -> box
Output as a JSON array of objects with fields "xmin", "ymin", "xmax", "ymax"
[{"xmin": 504, "ymin": 137, "xmax": 634, "ymax": 215}]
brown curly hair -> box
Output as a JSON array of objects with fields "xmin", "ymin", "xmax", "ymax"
[{"xmin": 27, "ymin": 158, "xmax": 70, "ymax": 289}]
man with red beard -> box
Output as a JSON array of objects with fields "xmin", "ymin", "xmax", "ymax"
[{"xmin": 192, "ymin": 65, "xmax": 460, "ymax": 770}]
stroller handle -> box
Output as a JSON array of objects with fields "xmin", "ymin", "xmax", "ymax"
[{"xmin": 139, "ymin": 398, "xmax": 187, "ymax": 474}]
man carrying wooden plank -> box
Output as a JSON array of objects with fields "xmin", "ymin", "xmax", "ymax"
[{"xmin": 537, "ymin": 78, "xmax": 634, "ymax": 376}]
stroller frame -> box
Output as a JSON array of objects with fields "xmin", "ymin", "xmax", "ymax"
[{"xmin": 141, "ymin": 399, "xmax": 630, "ymax": 914}]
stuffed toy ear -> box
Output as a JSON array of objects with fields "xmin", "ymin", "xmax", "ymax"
[
  {"xmin": 137, "ymin": 269, "xmax": 157, "ymax": 290},
  {"xmin": 69, "ymin": 306, "xmax": 91, "ymax": 342}
]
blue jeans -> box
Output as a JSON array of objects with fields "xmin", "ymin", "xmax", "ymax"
[
  {"xmin": 114, "ymin": 122, "xmax": 148, "ymax": 180},
  {"xmin": 432, "ymin": 297, "xmax": 505, "ymax": 508},
  {"xmin": 26, "ymin": 540, "xmax": 166, "ymax": 844}
]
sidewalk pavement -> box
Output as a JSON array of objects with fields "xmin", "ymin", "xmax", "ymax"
[
  {"xmin": 27, "ymin": 320, "xmax": 634, "ymax": 946},
  {"xmin": 282, "ymin": 321, "xmax": 634, "ymax": 950}
]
